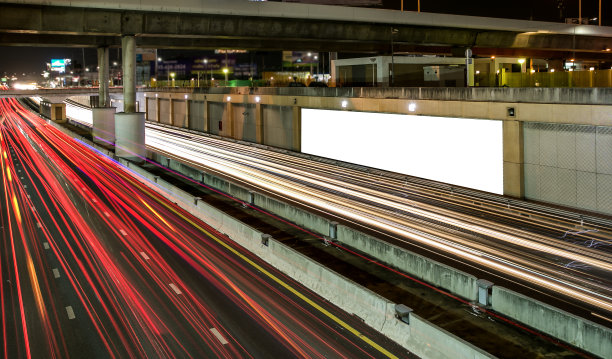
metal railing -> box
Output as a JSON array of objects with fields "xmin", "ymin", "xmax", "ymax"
[{"xmin": 476, "ymin": 69, "xmax": 612, "ymax": 88}]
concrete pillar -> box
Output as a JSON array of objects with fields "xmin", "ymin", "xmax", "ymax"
[
  {"xmin": 226, "ymin": 101, "xmax": 234, "ymax": 138},
  {"xmin": 115, "ymin": 112, "xmax": 145, "ymax": 162},
  {"xmin": 144, "ymin": 96, "xmax": 149, "ymax": 119},
  {"xmin": 477, "ymin": 279, "xmax": 494, "ymax": 306},
  {"xmin": 203, "ymin": 100, "xmax": 209, "ymax": 132},
  {"xmin": 169, "ymin": 98, "xmax": 174, "ymax": 126},
  {"xmin": 122, "ymin": 36, "xmax": 137, "ymax": 113},
  {"xmin": 97, "ymin": 47, "xmax": 110, "ymax": 107},
  {"xmin": 92, "ymin": 107, "xmax": 116, "ymax": 145},
  {"xmin": 255, "ymin": 103, "xmax": 264, "ymax": 144},
  {"xmin": 503, "ymin": 120, "xmax": 524, "ymax": 198},
  {"xmin": 185, "ymin": 99, "xmax": 190, "ymax": 129},
  {"xmin": 466, "ymin": 58, "xmax": 475, "ymax": 87},
  {"xmin": 292, "ymin": 106, "xmax": 301, "ymax": 152},
  {"xmin": 329, "ymin": 221, "xmax": 338, "ymax": 240},
  {"xmin": 155, "ymin": 97, "xmax": 160, "ymax": 122},
  {"xmin": 115, "ymin": 35, "xmax": 145, "ymax": 161}
]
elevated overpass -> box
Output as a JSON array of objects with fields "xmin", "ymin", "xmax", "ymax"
[{"xmin": 0, "ymin": 0, "xmax": 611, "ymax": 59}]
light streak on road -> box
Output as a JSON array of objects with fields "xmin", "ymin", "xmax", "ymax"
[
  {"xmin": 1, "ymin": 96, "xmax": 409, "ymax": 358},
  {"xmin": 137, "ymin": 121, "xmax": 612, "ymax": 317}
]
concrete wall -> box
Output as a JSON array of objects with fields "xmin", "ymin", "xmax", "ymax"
[
  {"xmin": 142, "ymin": 88, "xmax": 612, "ymax": 210},
  {"xmin": 173, "ymin": 100, "xmax": 187, "ymax": 128},
  {"xmin": 208, "ymin": 102, "xmax": 224, "ymax": 136},
  {"xmin": 337, "ymin": 226, "xmax": 478, "ymax": 300},
  {"xmin": 233, "ymin": 103, "xmax": 256, "ymax": 142},
  {"xmin": 159, "ymin": 99, "xmax": 171, "ymax": 125},
  {"xmin": 524, "ymin": 122, "xmax": 612, "ymax": 215},
  {"xmin": 262, "ymin": 105, "xmax": 294, "ymax": 149},
  {"xmin": 491, "ymin": 287, "xmax": 612, "ymax": 359},
  {"xmin": 189, "ymin": 100, "xmax": 206, "ymax": 131},
  {"xmin": 146, "ymin": 98, "xmax": 156, "ymax": 121}
]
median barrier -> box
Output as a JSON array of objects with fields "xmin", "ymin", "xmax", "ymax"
[
  {"xmin": 491, "ymin": 286, "xmax": 612, "ymax": 358},
  {"xmin": 337, "ymin": 225, "xmax": 479, "ymax": 301}
]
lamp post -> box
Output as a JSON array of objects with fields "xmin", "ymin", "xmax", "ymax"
[
  {"xmin": 170, "ymin": 72, "xmax": 175, "ymax": 87},
  {"xmin": 390, "ymin": 28, "xmax": 398, "ymax": 86},
  {"xmin": 223, "ymin": 68, "xmax": 229, "ymax": 83},
  {"xmin": 204, "ymin": 59, "xmax": 208, "ymax": 86}
]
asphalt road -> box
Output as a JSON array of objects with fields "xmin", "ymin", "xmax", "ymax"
[{"xmin": 0, "ymin": 97, "xmax": 413, "ymax": 358}]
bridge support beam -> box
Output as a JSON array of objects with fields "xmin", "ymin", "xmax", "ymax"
[
  {"xmin": 292, "ymin": 106, "xmax": 301, "ymax": 152},
  {"xmin": 503, "ymin": 120, "xmax": 524, "ymax": 198},
  {"xmin": 115, "ymin": 35, "xmax": 145, "ymax": 162},
  {"xmin": 97, "ymin": 47, "xmax": 110, "ymax": 107},
  {"xmin": 255, "ymin": 103, "xmax": 264, "ymax": 144}
]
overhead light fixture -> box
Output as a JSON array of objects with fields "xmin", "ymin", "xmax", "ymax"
[
  {"xmin": 341, "ymin": 100, "xmax": 348, "ymax": 108},
  {"xmin": 408, "ymin": 103, "xmax": 416, "ymax": 112},
  {"xmin": 255, "ymin": 96, "xmax": 261, "ymax": 103}
]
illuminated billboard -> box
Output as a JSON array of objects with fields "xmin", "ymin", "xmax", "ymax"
[
  {"xmin": 301, "ymin": 109, "xmax": 504, "ymax": 194},
  {"xmin": 50, "ymin": 59, "xmax": 67, "ymax": 73}
]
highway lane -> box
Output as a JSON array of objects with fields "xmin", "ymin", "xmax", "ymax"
[
  {"xmin": 1, "ymin": 97, "xmax": 411, "ymax": 358},
  {"xmin": 60, "ymin": 99, "xmax": 612, "ymax": 320},
  {"xmin": 138, "ymin": 121, "xmax": 612, "ymax": 317}
]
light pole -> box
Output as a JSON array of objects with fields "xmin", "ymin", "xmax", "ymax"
[
  {"xmin": 170, "ymin": 72, "xmax": 175, "ymax": 87},
  {"xmin": 223, "ymin": 68, "xmax": 229, "ymax": 83},
  {"xmin": 390, "ymin": 28, "xmax": 398, "ymax": 86},
  {"xmin": 204, "ymin": 58, "xmax": 208, "ymax": 86}
]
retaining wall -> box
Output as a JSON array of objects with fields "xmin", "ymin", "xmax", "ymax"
[{"xmin": 491, "ymin": 287, "xmax": 612, "ymax": 359}]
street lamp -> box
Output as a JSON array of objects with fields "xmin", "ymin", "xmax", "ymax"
[
  {"xmin": 204, "ymin": 59, "xmax": 208, "ymax": 86},
  {"xmin": 170, "ymin": 72, "xmax": 176, "ymax": 87},
  {"xmin": 223, "ymin": 68, "xmax": 229, "ymax": 83}
]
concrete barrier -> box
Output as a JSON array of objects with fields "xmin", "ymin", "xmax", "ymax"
[
  {"xmin": 337, "ymin": 225, "xmax": 478, "ymax": 301},
  {"xmin": 125, "ymin": 162, "xmax": 493, "ymax": 358},
  {"xmin": 491, "ymin": 287, "xmax": 612, "ymax": 359}
]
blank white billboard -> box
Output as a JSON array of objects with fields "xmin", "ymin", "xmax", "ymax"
[{"xmin": 301, "ymin": 109, "xmax": 503, "ymax": 194}]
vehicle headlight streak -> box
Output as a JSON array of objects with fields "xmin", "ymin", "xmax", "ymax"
[
  {"xmin": 0, "ymin": 96, "xmax": 402, "ymax": 358},
  {"xmin": 143, "ymin": 124, "xmax": 612, "ymax": 314}
]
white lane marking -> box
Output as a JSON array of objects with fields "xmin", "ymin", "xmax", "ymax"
[
  {"xmin": 36, "ymin": 222, "xmax": 41, "ymax": 228},
  {"xmin": 92, "ymin": 198, "xmax": 97, "ymax": 203},
  {"xmin": 103, "ymin": 211, "xmax": 110, "ymax": 218},
  {"xmin": 52, "ymin": 268, "xmax": 60, "ymax": 278},
  {"xmin": 43, "ymin": 242, "xmax": 50, "ymax": 249},
  {"xmin": 210, "ymin": 328, "xmax": 229, "ymax": 345},
  {"xmin": 31, "ymin": 207, "xmax": 36, "ymax": 211},
  {"xmin": 119, "ymin": 229, "xmax": 127, "ymax": 236},
  {"xmin": 140, "ymin": 252, "xmax": 150, "ymax": 260},
  {"xmin": 169, "ymin": 283, "xmax": 182, "ymax": 295},
  {"xmin": 23, "ymin": 185, "xmax": 27, "ymax": 188},
  {"xmin": 65, "ymin": 306, "xmax": 76, "ymax": 320},
  {"xmin": 20, "ymin": 177, "xmax": 23, "ymax": 180}
]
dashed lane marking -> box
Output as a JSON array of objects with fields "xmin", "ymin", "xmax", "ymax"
[
  {"xmin": 52, "ymin": 268, "xmax": 60, "ymax": 278},
  {"xmin": 65, "ymin": 306, "xmax": 76, "ymax": 320},
  {"xmin": 169, "ymin": 283, "xmax": 182, "ymax": 295},
  {"xmin": 210, "ymin": 328, "xmax": 229, "ymax": 345},
  {"xmin": 140, "ymin": 252, "xmax": 150, "ymax": 260}
]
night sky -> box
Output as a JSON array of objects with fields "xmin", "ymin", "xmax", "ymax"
[{"xmin": 0, "ymin": 0, "xmax": 609, "ymax": 75}]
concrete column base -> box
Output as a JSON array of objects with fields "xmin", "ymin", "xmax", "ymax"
[
  {"xmin": 115, "ymin": 112, "xmax": 145, "ymax": 162},
  {"xmin": 92, "ymin": 107, "xmax": 116, "ymax": 146}
]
